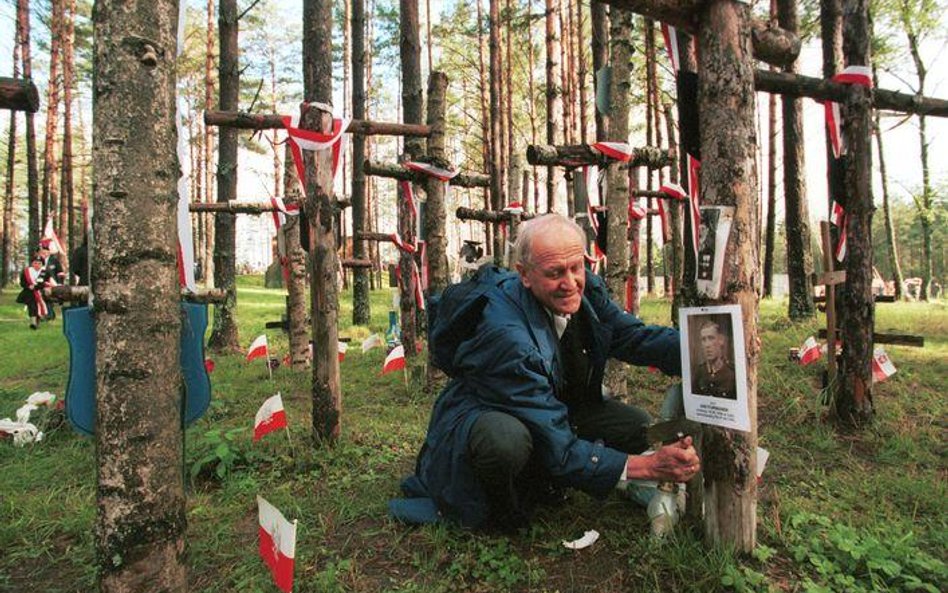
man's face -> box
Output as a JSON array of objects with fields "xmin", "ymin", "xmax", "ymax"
[
  {"xmin": 31, "ymin": 260, "xmax": 43, "ymax": 271},
  {"xmin": 39, "ymin": 248, "xmax": 49, "ymax": 259},
  {"xmin": 516, "ymin": 229, "xmax": 586, "ymax": 315},
  {"xmin": 699, "ymin": 326, "xmax": 726, "ymax": 362}
]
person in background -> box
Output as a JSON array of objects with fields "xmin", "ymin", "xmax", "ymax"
[{"xmin": 16, "ymin": 255, "xmax": 50, "ymax": 330}]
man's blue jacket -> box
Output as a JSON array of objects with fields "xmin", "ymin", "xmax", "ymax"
[{"xmin": 392, "ymin": 267, "xmax": 680, "ymax": 528}]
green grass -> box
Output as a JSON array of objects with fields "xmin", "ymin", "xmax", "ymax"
[{"xmin": 0, "ymin": 280, "xmax": 945, "ymax": 592}]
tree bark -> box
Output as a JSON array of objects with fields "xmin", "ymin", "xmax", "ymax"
[
  {"xmin": 602, "ymin": 8, "xmax": 633, "ymax": 397},
  {"xmin": 872, "ymin": 67, "xmax": 903, "ymax": 301},
  {"xmin": 778, "ymin": 0, "xmax": 814, "ymax": 319},
  {"xmin": 203, "ymin": 0, "xmax": 216, "ymax": 287},
  {"xmin": 664, "ymin": 101, "xmax": 683, "ymax": 315},
  {"xmin": 424, "ymin": 72, "xmax": 449, "ymax": 294},
  {"xmin": 575, "ymin": 0, "xmax": 588, "ymax": 142},
  {"xmin": 17, "ymin": 0, "xmax": 40, "ymax": 255},
  {"xmin": 1, "ymin": 30, "xmax": 19, "ymax": 290},
  {"xmin": 0, "ymin": 77, "xmax": 39, "ymax": 112},
  {"xmin": 834, "ymin": 0, "xmax": 874, "ymax": 427},
  {"xmin": 591, "ymin": 0, "xmax": 608, "ymax": 141},
  {"xmin": 209, "ymin": 0, "xmax": 240, "ymax": 352},
  {"xmin": 41, "ymin": 0, "xmax": 63, "ymax": 232},
  {"xmin": 400, "ymin": 0, "xmax": 423, "ymax": 360},
  {"xmin": 92, "ymin": 1, "xmax": 186, "ymax": 590},
  {"xmin": 60, "ymin": 0, "xmax": 77, "ymax": 260},
  {"xmin": 283, "ymin": 144, "xmax": 310, "ymax": 370},
  {"xmin": 903, "ymin": 22, "xmax": 932, "ymax": 300},
  {"xmin": 644, "ymin": 19, "xmax": 656, "ymax": 295},
  {"xmin": 698, "ymin": 0, "xmax": 759, "ymax": 552},
  {"xmin": 763, "ymin": 76, "xmax": 777, "ymax": 298},
  {"xmin": 545, "ymin": 0, "xmax": 562, "ymax": 212},
  {"xmin": 489, "ymin": 0, "xmax": 505, "ymax": 260},
  {"xmin": 304, "ymin": 0, "xmax": 343, "ymax": 442},
  {"xmin": 527, "ymin": 143, "xmax": 672, "ymax": 168},
  {"xmin": 351, "ymin": 0, "xmax": 371, "ymax": 325}
]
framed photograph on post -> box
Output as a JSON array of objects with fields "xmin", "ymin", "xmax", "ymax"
[
  {"xmin": 696, "ymin": 205, "xmax": 734, "ymax": 299},
  {"xmin": 679, "ymin": 304, "xmax": 750, "ymax": 432}
]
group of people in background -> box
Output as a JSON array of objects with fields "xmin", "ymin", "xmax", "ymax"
[{"xmin": 15, "ymin": 240, "xmax": 65, "ymax": 330}]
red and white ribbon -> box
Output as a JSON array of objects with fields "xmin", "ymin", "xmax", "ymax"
[
  {"xmin": 661, "ymin": 24, "xmax": 680, "ymax": 74},
  {"xmin": 659, "ymin": 183, "xmax": 687, "ymax": 201},
  {"xmin": 629, "ymin": 202, "xmax": 647, "ymax": 221},
  {"xmin": 591, "ymin": 142, "xmax": 634, "ymax": 162},
  {"xmin": 830, "ymin": 201, "xmax": 847, "ymax": 262},
  {"xmin": 282, "ymin": 113, "xmax": 350, "ymax": 195},
  {"xmin": 686, "ymin": 154, "xmax": 702, "ymax": 262},
  {"xmin": 656, "ymin": 198, "xmax": 669, "ymax": 243},
  {"xmin": 403, "ymin": 160, "xmax": 459, "ymax": 182},
  {"xmin": 823, "ymin": 66, "xmax": 873, "ymax": 159},
  {"xmin": 390, "ymin": 232, "xmax": 417, "ymax": 254}
]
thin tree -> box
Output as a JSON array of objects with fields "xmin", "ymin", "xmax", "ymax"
[
  {"xmin": 476, "ymin": 0, "xmax": 492, "ymax": 246},
  {"xmin": 204, "ymin": 0, "xmax": 217, "ymax": 286},
  {"xmin": 779, "ymin": 0, "xmax": 815, "ymax": 318},
  {"xmin": 544, "ymin": 0, "xmax": 562, "ymax": 212},
  {"xmin": 872, "ymin": 64, "xmax": 903, "ymax": 300},
  {"xmin": 92, "ymin": 0, "xmax": 186, "ymax": 589},
  {"xmin": 591, "ymin": 0, "xmax": 608, "ymax": 141},
  {"xmin": 352, "ymin": 0, "xmax": 371, "ymax": 324},
  {"xmin": 209, "ymin": 0, "xmax": 240, "ymax": 351},
  {"xmin": 2, "ymin": 22, "xmax": 20, "ymax": 289},
  {"xmin": 41, "ymin": 0, "xmax": 63, "ymax": 231},
  {"xmin": 489, "ymin": 0, "xmax": 505, "ymax": 241},
  {"xmin": 60, "ymin": 0, "xmax": 76, "ymax": 258},
  {"xmin": 18, "ymin": 0, "xmax": 40, "ymax": 254}
]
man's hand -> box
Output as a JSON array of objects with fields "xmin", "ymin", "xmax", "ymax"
[{"xmin": 625, "ymin": 436, "xmax": 700, "ymax": 483}]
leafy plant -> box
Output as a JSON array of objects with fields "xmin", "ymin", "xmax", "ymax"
[{"xmin": 188, "ymin": 427, "xmax": 253, "ymax": 484}]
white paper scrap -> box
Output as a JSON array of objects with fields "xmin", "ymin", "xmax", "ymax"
[{"xmin": 562, "ymin": 530, "xmax": 600, "ymax": 550}]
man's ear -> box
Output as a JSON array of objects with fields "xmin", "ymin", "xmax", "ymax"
[{"xmin": 515, "ymin": 263, "xmax": 531, "ymax": 288}]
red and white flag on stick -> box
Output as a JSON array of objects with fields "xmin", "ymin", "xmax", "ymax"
[
  {"xmin": 382, "ymin": 345, "xmax": 406, "ymax": 375},
  {"xmin": 337, "ymin": 341, "xmax": 348, "ymax": 362},
  {"xmin": 361, "ymin": 333, "xmax": 382, "ymax": 353},
  {"xmin": 253, "ymin": 393, "xmax": 288, "ymax": 442},
  {"xmin": 403, "ymin": 160, "xmax": 459, "ymax": 182},
  {"xmin": 591, "ymin": 142, "xmax": 634, "ymax": 162},
  {"xmin": 247, "ymin": 334, "xmax": 270, "ymax": 362},
  {"xmin": 42, "ymin": 219, "xmax": 67, "ymax": 256},
  {"xmin": 798, "ymin": 336, "xmax": 823, "ymax": 366},
  {"xmin": 257, "ymin": 495, "xmax": 297, "ymax": 593},
  {"xmin": 871, "ymin": 347, "xmax": 897, "ymax": 383}
]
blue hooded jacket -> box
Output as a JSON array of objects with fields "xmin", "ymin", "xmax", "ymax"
[{"xmin": 391, "ymin": 266, "xmax": 680, "ymax": 528}]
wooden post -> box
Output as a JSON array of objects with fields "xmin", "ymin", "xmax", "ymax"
[
  {"xmin": 424, "ymin": 72, "xmax": 450, "ymax": 295},
  {"xmin": 283, "ymin": 144, "xmax": 310, "ymax": 370},
  {"xmin": 527, "ymin": 143, "xmax": 673, "ymax": 169},
  {"xmin": 697, "ymin": 0, "xmax": 759, "ymax": 552},
  {"xmin": 303, "ymin": 0, "xmax": 342, "ymax": 443},
  {"xmin": 819, "ymin": 221, "xmax": 839, "ymax": 384}
]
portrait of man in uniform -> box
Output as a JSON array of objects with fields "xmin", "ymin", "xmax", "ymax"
[{"xmin": 688, "ymin": 315, "xmax": 737, "ymax": 400}]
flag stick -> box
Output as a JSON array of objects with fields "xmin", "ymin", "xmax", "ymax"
[
  {"xmin": 284, "ymin": 424, "xmax": 296, "ymax": 459},
  {"xmin": 267, "ymin": 354, "xmax": 273, "ymax": 381}
]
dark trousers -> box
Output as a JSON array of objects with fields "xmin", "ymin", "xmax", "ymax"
[{"xmin": 467, "ymin": 398, "xmax": 651, "ymax": 527}]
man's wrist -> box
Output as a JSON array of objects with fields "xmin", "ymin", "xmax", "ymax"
[{"xmin": 624, "ymin": 453, "xmax": 655, "ymax": 481}]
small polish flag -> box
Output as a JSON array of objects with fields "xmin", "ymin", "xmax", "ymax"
[
  {"xmin": 246, "ymin": 334, "xmax": 269, "ymax": 362},
  {"xmin": 337, "ymin": 341, "xmax": 348, "ymax": 362},
  {"xmin": 798, "ymin": 336, "xmax": 823, "ymax": 365},
  {"xmin": 42, "ymin": 219, "xmax": 67, "ymax": 255},
  {"xmin": 659, "ymin": 183, "xmax": 687, "ymax": 200},
  {"xmin": 871, "ymin": 348, "xmax": 897, "ymax": 383},
  {"xmin": 502, "ymin": 201, "xmax": 524, "ymax": 213},
  {"xmin": 661, "ymin": 23, "xmax": 680, "ymax": 73},
  {"xmin": 591, "ymin": 141, "xmax": 634, "ymax": 162},
  {"xmin": 257, "ymin": 495, "xmax": 297, "ymax": 593},
  {"xmin": 403, "ymin": 160, "xmax": 459, "ymax": 182},
  {"xmin": 835, "ymin": 227, "xmax": 848, "ymax": 262},
  {"xmin": 382, "ymin": 345, "xmax": 406, "ymax": 375},
  {"xmin": 629, "ymin": 203, "xmax": 647, "ymax": 221},
  {"xmin": 361, "ymin": 333, "xmax": 382, "ymax": 353},
  {"xmin": 830, "ymin": 201, "xmax": 845, "ymax": 227},
  {"xmin": 253, "ymin": 393, "xmax": 288, "ymax": 442}
]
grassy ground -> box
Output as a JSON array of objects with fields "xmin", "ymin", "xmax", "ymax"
[{"xmin": 0, "ymin": 277, "xmax": 945, "ymax": 593}]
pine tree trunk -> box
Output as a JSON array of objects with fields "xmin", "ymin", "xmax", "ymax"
[
  {"xmin": 664, "ymin": 101, "xmax": 684, "ymax": 315},
  {"xmin": 399, "ymin": 0, "xmax": 423, "ymax": 360},
  {"xmin": 698, "ymin": 0, "xmax": 759, "ymax": 552},
  {"xmin": 283, "ymin": 144, "xmax": 310, "ymax": 370},
  {"xmin": 203, "ymin": 0, "xmax": 216, "ymax": 286},
  {"xmin": 834, "ymin": 0, "xmax": 874, "ymax": 427},
  {"xmin": 527, "ymin": 8, "xmax": 540, "ymax": 210},
  {"xmin": 603, "ymin": 8, "xmax": 633, "ymax": 397},
  {"xmin": 304, "ymin": 0, "xmax": 343, "ymax": 442},
  {"xmin": 60, "ymin": 0, "xmax": 76, "ymax": 262},
  {"xmin": 591, "ymin": 0, "xmax": 608, "ymax": 141},
  {"xmin": 19, "ymin": 0, "xmax": 40, "ymax": 254},
  {"xmin": 1, "ymin": 25, "xmax": 19, "ymax": 289},
  {"xmin": 872, "ymin": 68, "xmax": 903, "ymax": 300},
  {"xmin": 904, "ymin": 32, "xmax": 931, "ymax": 300},
  {"xmin": 92, "ymin": 1, "xmax": 186, "ymax": 589},
  {"xmin": 209, "ymin": 0, "xmax": 240, "ymax": 352},
  {"xmin": 42, "ymin": 0, "xmax": 63, "ymax": 231},
  {"xmin": 779, "ymin": 0, "xmax": 814, "ymax": 319},
  {"xmin": 424, "ymin": 72, "xmax": 449, "ymax": 293},
  {"xmin": 351, "ymin": 0, "xmax": 371, "ymax": 325},
  {"xmin": 545, "ymin": 0, "xmax": 562, "ymax": 212},
  {"xmin": 489, "ymin": 0, "xmax": 505, "ymax": 259},
  {"xmin": 644, "ymin": 20, "xmax": 655, "ymax": 295},
  {"xmin": 575, "ymin": 0, "xmax": 588, "ymax": 142},
  {"xmin": 674, "ymin": 31, "xmax": 700, "ymax": 312},
  {"xmin": 476, "ymin": 0, "xmax": 492, "ymax": 249},
  {"xmin": 763, "ymin": 78, "xmax": 777, "ymax": 298}
]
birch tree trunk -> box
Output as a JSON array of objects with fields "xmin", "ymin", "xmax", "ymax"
[
  {"xmin": 209, "ymin": 0, "xmax": 240, "ymax": 351},
  {"xmin": 92, "ymin": 1, "xmax": 186, "ymax": 589}
]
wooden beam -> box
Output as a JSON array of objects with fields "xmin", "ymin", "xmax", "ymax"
[
  {"xmin": 340, "ymin": 258, "xmax": 373, "ymax": 269},
  {"xmin": 203, "ymin": 110, "xmax": 431, "ymax": 136},
  {"xmin": 363, "ymin": 159, "xmax": 491, "ymax": 188},
  {"xmin": 818, "ymin": 328, "xmax": 924, "ymax": 347},
  {"xmin": 48, "ymin": 285, "xmax": 227, "ymax": 304},
  {"xmin": 0, "ymin": 77, "xmax": 40, "ymax": 113},
  {"xmin": 811, "ymin": 270, "xmax": 846, "ymax": 287},
  {"xmin": 755, "ymin": 69, "xmax": 948, "ymax": 117},
  {"xmin": 595, "ymin": 1, "xmax": 800, "ymax": 67},
  {"xmin": 526, "ymin": 143, "xmax": 673, "ymax": 169},
  {"xmin": 189, "ymin": 201, "xmax": 285, "ymax": 214},
  {"xmin": 455, "ymin": 206, "xmax": 539, "ymax": 223},
  {"xmin": 355, "ymin": 231, "xmax": 396, "ymax": 243}
]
